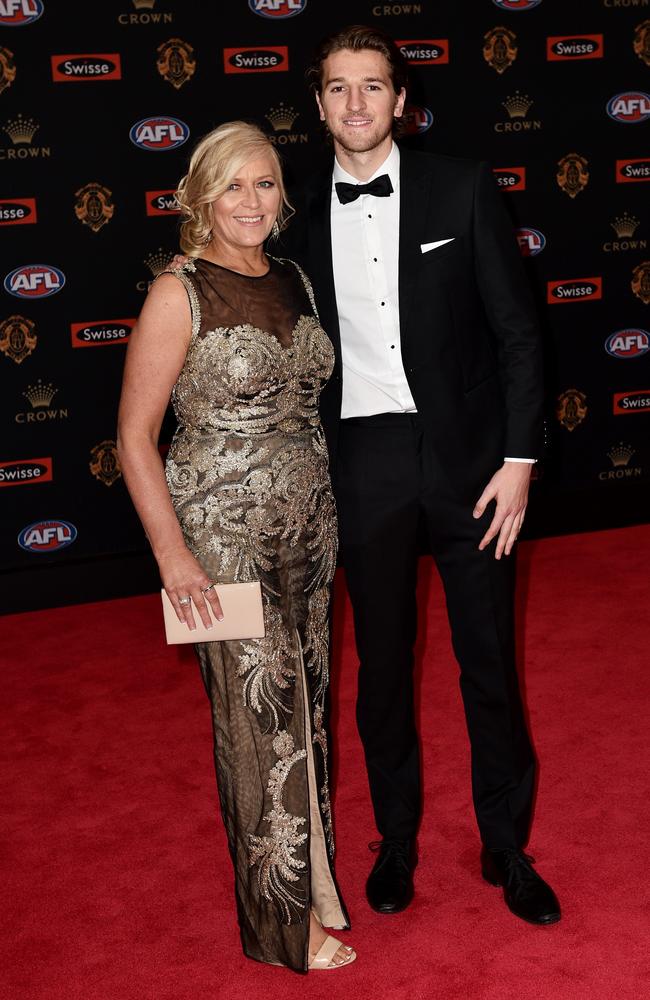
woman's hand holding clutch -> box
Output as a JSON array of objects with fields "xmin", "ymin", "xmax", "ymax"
[{"xmin": 158, "ymin": 545, "xmax": 224, "ymax": 632}]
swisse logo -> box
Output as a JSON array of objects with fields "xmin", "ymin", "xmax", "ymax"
[
  {"xmin": 0, "ymin": 0, "xmax": 44, "ymax": 26},
  {"xmin": 51, "ymin": 54, "xmax": 122, "ymax": 81},
  {"xmin": 18, "ymin": 519, "xmax": 77, "ymax": 553},
  {"xmin": 616, "ymin": 158, "xmax": 650, "ymax": 182},
  {"xmin": 0, "ymin": 456, "xmax": 52, "ymax": 487},
  {"xmin": 607, "ymin": 92, "xmax": 650, "ymax": 124},
  {"xmin": 223, "ymin": 46, "xmax": 289, "ymax": 74},
  {"xmin": 402, "ymin": 105, "xmax": 433, "ymax": 134},
  {"xmin": 70, "ymin": 318, "xmax": 136, "ymax": 347},
  {"xmin": 613, "ymin": 390, "xmax": 650, "ymax": 414},
  {"xmin": 547, "ymin": 34, "xmax": 604, "ymax": 60},
  {"xmin": 248, "ymin": 0, "xmax": 306, "ymax": 16},
  {"xmin": 547, "ymin": 277, "xmax": 602, "ymax": 303},
  {"xmin": 493, "ymin": 166, "xmax": 526, "ymax": 190},
  {"xmin": 0, "ymin": 196, "xmax": 36, "ymax": 224},
  {"xmin": 396, "ymin": 39, "xmax": 449, "ymax": 64},
  {"xmin": 145, "ymin": 189, "xmax": 179, "ymax": 215},
  {"xmin": 130, "ymin": 116, "xmax": 189, "ymax": 151},
  {"xmin": 5, "ymin": 264, "xmax": 65, "ymax": 298},
  {"xmin": 605, "ymin": 329, "xmax": 650, "ymax": 359},
  {"xmin": 516, "ymin": 227, "xmax": 545, "ymax": 256},
  {"xmin": 493, "ymin": 0, "xmax": 542, "ymax": 8}
]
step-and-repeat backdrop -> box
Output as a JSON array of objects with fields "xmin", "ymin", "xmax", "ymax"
[{"xmin": 1, "ymin": 0, "xmax": 649, "ymax": 605}]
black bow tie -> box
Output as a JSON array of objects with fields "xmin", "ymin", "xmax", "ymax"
[{"xmin": 335, "ymin": 173, "xmax": 394, "ymax": 205}]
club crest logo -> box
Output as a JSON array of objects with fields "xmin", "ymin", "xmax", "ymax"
[
  {"xmin": 607, "ymin": 92, "xmax": 650, "ymax": 124},
  {"xmin": 633, "ymin": 20, "xmax": 650, "ymax": 67},
  {"xmin": 18, "ymin": 520, "xmax": 77, "ymax": 553},
  {"xmin": 492, "ymin": 0, "xmax": 541, "ymax": 9},
  {"xmin": 156, "ymin": 38, "xmax": 195, "ymax": 89},
  {"xmin": 248, "ymin": 0, "xmax": 307, "ymax": 17},
  {"xmin": 401, "ymin": 105, "xmax": 433, "ymax": 134},
  {"xmin": 0, "ymin": 314, "xmax": 36, "ymax": 363},
  {"xmin": 129, "ymin": 116, "xmax": 189, "ymax": 151},
  {"xmin": 556, "ymin": 389, "xmax": 587, "ymax": 431},
  {"xmin": 516, "ymin": 227, "xmax": 546, "ymax": 256},
  {"xmin": 0, "ymin": 0, "xmax": 44, "ymax": 25},
  {"xmin": 89, "ymin": 440, "xmax": 121, "ymax": 486},
  {"xmin": 483, "ymin": 27, "xmax": 517, "ymax": 74},
  {"xmin": 631, "ymin": 261, "xmax": 650, "ymax": 304},
  {"xmin": 74, "ymin": 182, "xmax": 114, "ymax": 232},
  {"xmin": 557, "ymin": 153, "xmax": 589, "ymax": 198},
  {"xmin": 5, "ymin": 264, "xmax": 65, "ymax": 298},
  {"xmin": 605, "ymin": 329, "xmax": 650, "ymax": 359},
  {"xmin": 0, "ymin": 46, "xmax": 16, "ymax": 94}
]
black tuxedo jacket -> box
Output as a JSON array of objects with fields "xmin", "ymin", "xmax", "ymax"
[{"xmin": 282, "ymin": 147, "xmax": 544, "ymax": 500}]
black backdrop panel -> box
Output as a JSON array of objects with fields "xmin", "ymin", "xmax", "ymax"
[{"xmin": 1, "ymin": 0, "xmax": 649, "ymax": 612}]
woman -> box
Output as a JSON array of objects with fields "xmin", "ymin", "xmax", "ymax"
[{"xmin": 117, "ymin": 121, "xmax": 355, "ymax": 972}]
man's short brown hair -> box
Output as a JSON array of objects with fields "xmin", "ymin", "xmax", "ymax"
[{"xmin": 306, "ymin": 24, "xmax": 409, "ymax": 97}]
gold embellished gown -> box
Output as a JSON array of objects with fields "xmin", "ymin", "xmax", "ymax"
[{"xmin": 163, "ymin": 256, "xmax": 348, "ymax": 971}]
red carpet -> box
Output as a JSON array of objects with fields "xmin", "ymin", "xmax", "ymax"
[{"xmin": 3, "ymin": 526, "xmax": 649, "ymax": 1000}]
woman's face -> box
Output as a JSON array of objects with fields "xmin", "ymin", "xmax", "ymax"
[{"xmin": 210, "ymin": 153, "xmax": 281, "ymax": 251}]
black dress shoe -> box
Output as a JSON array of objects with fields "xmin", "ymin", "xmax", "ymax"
[
  {"xmin": 366, "ymin": 838, "xmax": 416, "ymax": 914},
  {"xmin": 481, "ymin": 847, "xmax": 561, "ymax": 925}
]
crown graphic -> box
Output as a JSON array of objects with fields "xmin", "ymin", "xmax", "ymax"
[
  {"xmin": 610, "ymin": 212, "xmax": 640, "ymax": 239},
  {"xmin": 608, "ymin": 442, "xmax": 635, "ymax": 467},
  {"xmin": 144, "ymin": 248, "xmax": 175, "ymax": 276},
  {"xmin": 23, "ymin": 379, "xmax": 57, "ymax": 408},
  {"xmin": 3, "ymin": 113, "xmax": 39, "ymax": 144},
  {"xmin": 502, "ymin": 92, "xmax": 533, "ymax": 119},
  {"xmin": 132, "ymin": 0, "xmax": 156, "ymax": 9},
  {"xmin": 265, "ymin": 103, "xmax": 299, "ymax": 132}
]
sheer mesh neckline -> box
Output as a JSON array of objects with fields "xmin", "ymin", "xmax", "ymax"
[{"xmin": 196, "ymin": 256, "xmax": 271, "ymax": 280}]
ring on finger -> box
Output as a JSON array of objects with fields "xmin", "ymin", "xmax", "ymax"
[
  {"xmin": 201, "ymin": 583, "xmax": 215, "ymax": 594},
  {"xmin": 178, "ymin": 596, "xmax": 191, "ymax": 606}
]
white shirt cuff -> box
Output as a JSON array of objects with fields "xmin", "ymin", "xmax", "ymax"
[{"xmin": 504, "ymin": 457, "xmax": 536, "ymax": 464}]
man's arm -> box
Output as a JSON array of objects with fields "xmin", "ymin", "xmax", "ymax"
[{"xmin": 470, "ymin": 160, "xmax": 544, "ymax": 557}]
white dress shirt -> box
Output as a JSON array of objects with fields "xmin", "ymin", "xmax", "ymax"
[{"xmin": 330, "ymin": 143, "xmax": 533, "ymax": 462}]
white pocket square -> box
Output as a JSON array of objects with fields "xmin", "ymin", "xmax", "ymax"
[{"xmin": 421, "ymin": 238, "xmax": 455, "ymax": 254}]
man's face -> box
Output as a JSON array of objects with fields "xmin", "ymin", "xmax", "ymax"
[{"xmin": 315, "ymin": 48, "xmax": 405, "ymax": 155}]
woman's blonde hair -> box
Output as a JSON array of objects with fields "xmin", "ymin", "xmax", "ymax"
[{"xmin": 175, "ymin": 120, "xmax": 293, "ymax": 256}]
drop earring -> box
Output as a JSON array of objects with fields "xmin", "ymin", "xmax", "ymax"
[{"xmin": 271, "ymin": 220, "xmax": 280, "ymax": 240}]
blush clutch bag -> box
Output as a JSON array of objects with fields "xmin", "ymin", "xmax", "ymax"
[{"xmin": 160, "ymin": 582, "xmax": 265, "ymax": 644}]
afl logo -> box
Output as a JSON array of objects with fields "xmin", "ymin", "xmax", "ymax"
[
  {"xmin": 492, "ymin": 0, "xmax": 542, "ymax": 9},
  {"xmin": 129, "ymin": 116, "xmax": 189, "ymax": 151},
  {"xmin": 607, "ymin": 92, "xmax": 650, "ymax": 124},
  {"xmin": 248, "ymin": 0, "xmax": 306, "ymax": 16},
  {"xmin": 605, "ymin": 329, "xmax": 650, "ymax": 360},
  {"xmin": 0, "ymin": 0, "xmax": 44, "ymax": 26},
  {"xmin": 516, "ymin": 227, "xmax": 546, "ymax": 256},
  {"xmin": 4, "ymin": 264, "xmax": 65, "ymax": 298},
  {"xmin": 402, "ymin": 105, "xmax": 433, "ymax": 135},
  {"xmin": 18, "ymin": 519, "xmax": 77, "ymax": 553}
]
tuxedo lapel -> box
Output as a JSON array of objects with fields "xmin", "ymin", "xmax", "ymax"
[
  {"xmin": 398, "ymin": 149, "xmax": 432, "ymax": 343},
  {"xmin": 305, "ymin": 170, "xmax": 341, "ymax": 360}
]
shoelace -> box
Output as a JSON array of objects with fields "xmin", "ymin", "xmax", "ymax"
[{"xmin": 498, "ymin": 849, "xmax": 540, "ymax": 895}]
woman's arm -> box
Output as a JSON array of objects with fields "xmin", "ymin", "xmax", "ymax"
[{"xmin": 117, "ymin": 274, "xmax": 223, "ymax": 630}]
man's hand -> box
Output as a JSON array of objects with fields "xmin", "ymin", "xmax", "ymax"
[{"xmin": 473, "ymin": 462, "xmax": 533, "ymax": 559}]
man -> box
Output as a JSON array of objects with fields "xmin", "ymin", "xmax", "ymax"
[{"xmin": 289, "ymin": 25, "xmax": 560, "ymax": 926}]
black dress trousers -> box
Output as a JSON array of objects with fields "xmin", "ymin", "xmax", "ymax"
[{"xmin": 335, "ymin": 412, "xmax": 536, "ymax": 850}]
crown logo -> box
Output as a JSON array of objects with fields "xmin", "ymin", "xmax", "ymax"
[
  {"xmin": 144, "ymin": 248, "xmax": 175, "ymax": 277},
  {"xmin": 502, "ymin": 92, "xmax": 533, "ymax": 119},
  {"xmin": 607, "ymin": 442, "xmax": 635, "ymax": 468},
  {"xmin": 3, "ymin": 113, "xmax": 38, "ymax": 144},
  {"xmin": 610, "ymin": 212, "xmax": 639, "ymax": 238},
  {"xmin": 265, "ymin": 103, "xmax": 300, "ymax": 132},
  {"xmin": 23, "ymin": 379, "xmax": 57, "ymax": 408},
  {"xmin": 132, "ymin": 0, "xmax": 156, "ymax": 9}
]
